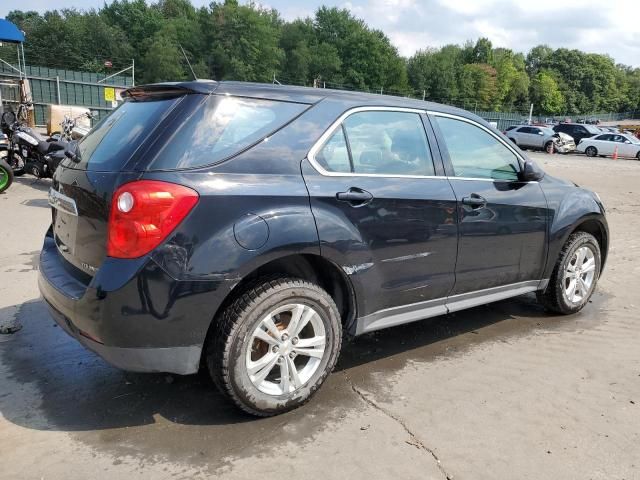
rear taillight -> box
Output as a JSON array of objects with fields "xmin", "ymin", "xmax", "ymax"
[{"xmin": 107, "ymin": 180, "xmax": 199, "ymax": 259}]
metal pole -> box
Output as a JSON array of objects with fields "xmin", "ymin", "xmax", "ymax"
[
  {"xmin": 16, "ymin": 44, "xmax": 22, "ymax": 80},
  {"xmin": 528, "ymin": 103, "xmax": 533, "ymax": 125},
  {"xmin": 422, "ymin": 90, "xmax": 426, "ymax": 101},
  {"xmin": 0, "ymin": 57, "xmax": 22, "ymax": 74},
  {"xmin": 97, "ymin": 65, "xmax": 133, "ymax": 84},
  {"xmin": 132, "ymin": 59, "xmax": 135, "ymax": 86},
  {"xmin": 56, "ymin": 76, "xmax": 61, "ymax": 104},
  {"xmin": 20, "ymin": 43, "xmax": 26, "ymax": 77}
]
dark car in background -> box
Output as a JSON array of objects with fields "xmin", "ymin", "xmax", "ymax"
[
  {"xmin": 39, "ymin": 81, "xmax": 608, "ymax": 416},
  {"xmin": 553, "ymin": 122, "xmax": 601, "ymax": 145}
]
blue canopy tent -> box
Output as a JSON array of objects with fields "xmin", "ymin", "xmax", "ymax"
[
  {"xmin": 0, "ymin": 19, "xmax": 25, "ymax": 43},
  {"xmin": 0, "ymin": 18, "xmax": 27, "ymax": 116},
  {"xmin": 0, "ymin": 18, "xmax": 26, "ymax": 77}
]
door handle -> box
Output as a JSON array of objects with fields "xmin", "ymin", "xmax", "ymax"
[
  {"xmin": 462, "ymin": 194, "xmax": 487, "ymax": 208},
  {"xmin": 336, "ymin": 188, "xmax": 373, "ymax": 206}
]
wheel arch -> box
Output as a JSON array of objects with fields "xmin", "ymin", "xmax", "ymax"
[
  {"xmin": 545, "ymin": 213, "xmax": 609, "ymax": 279},
  {"xmin": 200, "ymin": 253, "xmax": 357, "ymax": 366},
  {"xmin": 570, "ymin": 217, "xmax": 608, "ymax": 273}
]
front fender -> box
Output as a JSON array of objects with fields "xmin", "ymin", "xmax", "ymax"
[{"xmin": 543, "ymin": 183, "xmax": 608, "ymax": 279}]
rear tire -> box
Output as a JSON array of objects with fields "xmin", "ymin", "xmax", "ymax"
[
  {"xmin": 636, "ymin": 151, "xmax": 640, "ymax": 161},
  {"xmin": 537, "ymin": 232, "xmax": 601, "ymax": 314},
  {"xmin": 0, "ymin": 158, "xmax": 13, "ymax": 193},
  {"xmin": 207, "ymin": 277, "xmax": 342, "ymax": 416},
  {"xmin": 585, "ymin": 146, "xmax": 597, "ymax": 157}
]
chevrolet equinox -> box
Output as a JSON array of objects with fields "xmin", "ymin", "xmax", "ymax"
[{"xmin": 40, "ymin": 81, "xmax": 608, "ymax": 416}]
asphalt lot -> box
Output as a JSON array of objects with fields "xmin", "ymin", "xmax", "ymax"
[{"xmin": 0, "ymin": 152, "xmax": 638, "ymax": 480}]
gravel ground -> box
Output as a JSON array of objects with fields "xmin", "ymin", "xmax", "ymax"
[{"xmin": 0, "ymin": 152, "xmax": 638, "ymax": 480}]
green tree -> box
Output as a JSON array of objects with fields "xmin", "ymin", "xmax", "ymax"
[
  {"xmin": 531, "ymin": 71, "xmax": 565, "ymax": 114},
  {"xmin": 205, "ymin": 0, "xmax": 284, "ymax": 82},
  {"xmin": 141, "ymin": 24, "xmax": 186, "ymax": 82}
]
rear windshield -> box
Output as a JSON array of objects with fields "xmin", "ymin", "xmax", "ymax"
[
  {"xmin": 65, "ymin": 97, "xmax": 179, "ymax": 171},
  {"xmin": 148, "ymin": 95, "xmax": 308, "ymax": 170}
]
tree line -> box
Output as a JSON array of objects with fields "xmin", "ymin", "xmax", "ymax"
[{"xmin": 3, "ymin": 0, "xmax": 640, "ymax": 115}]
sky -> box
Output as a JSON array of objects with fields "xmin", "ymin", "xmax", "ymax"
[{"xmin": 2, "ymin": 0, "xmax": 639, "ymax": 67}]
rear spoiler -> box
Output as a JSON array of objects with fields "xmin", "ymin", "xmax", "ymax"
[{"xmin": 121, "ymin": 81, "xmax": 219, "ymax": 100}]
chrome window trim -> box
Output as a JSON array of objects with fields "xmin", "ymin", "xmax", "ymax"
[
  {"xmin": 306, "ymin": 106, "xmax": 535, "ymax": 183},
  {"xmin": 307, "ymin": 106, "xmax": 447, "ymax": 179}
]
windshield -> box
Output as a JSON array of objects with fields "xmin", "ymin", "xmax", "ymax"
[
  {"xmin": 540, "ymin": 127, "xmax": 555, "ymax": 135},
  {"xmin": 624, "ymin": 134, "xmax": 640, "ymax": 144},
  {"xmin": 584, "ymin": 124, "xmax": 602, "ymax": 134},
  {"xmin": 64, "ymin": 97, "xmax": 180, "ymax": 171}
]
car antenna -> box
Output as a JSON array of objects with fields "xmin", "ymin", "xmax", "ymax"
[{"xmin": 179, "ymin": 44, "xmax": 197, "ymax": 81}]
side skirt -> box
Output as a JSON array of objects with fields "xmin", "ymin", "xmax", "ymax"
[{"xmin": 353, "ymin": 279, "xmax": 548, "ymax": 335}]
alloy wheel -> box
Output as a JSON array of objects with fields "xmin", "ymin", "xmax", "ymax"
[
  {"xmin": 245, "ymin": 303, "xmax": 327, "ymax": 396},
  {"xmin": 563, "ymin": 246, "xmax": 596, "ymax": 303}
]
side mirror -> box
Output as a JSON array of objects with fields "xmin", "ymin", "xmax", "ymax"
[
  {"xmin": 538, "ymin": 131, "xmax": 544, "ymax": 135},
  {"xmin": 520, "ymin": 160, "xmax": 545, "ymax": 182},
  {"xmin": 625, "ymin": 140, "xmax": 631, "ymax": 144}
]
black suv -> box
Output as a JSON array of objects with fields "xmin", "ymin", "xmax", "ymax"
[
  {"xmin": 553, "ymin": 122, "xmax": 601, "ymax": 144},
  {"xmin": 39, "ymin": 81, "xmax": 608, "ymax": 416}
]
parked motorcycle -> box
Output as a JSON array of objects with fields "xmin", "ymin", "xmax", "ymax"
[{"xmin": 0, "ymin": 103, "xmax": 71, "ymax": 179}]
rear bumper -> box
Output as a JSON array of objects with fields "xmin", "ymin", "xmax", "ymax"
[
  {"xmin": 38, "ymin": 229, "xmax": 227, "ymax": 374},
  {"xmin": 42, "ymin": 296, "xmax": 201, "ymax": 374}
]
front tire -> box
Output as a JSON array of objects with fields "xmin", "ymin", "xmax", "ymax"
[
  {"xmin": 537, "ymin": 232, "xmax": 601, "ymax": 314},
  {"xmin": 207, "ymin": 277, "xmax": 342, "ymax": 416},
  {"xmin": 585, "ymin": 146, "xmax": 597, "ymax": 157}
]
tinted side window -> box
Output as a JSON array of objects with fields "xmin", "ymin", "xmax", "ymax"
[
  {"xmin": 343, "ymin": 111, "xmax": 435, "ymax": 176},
  {"xmin": 595, "ymin": 134, "xmax": 610, "ymax": 141},
  {"xmin": 435, "ymin": 116, "xmax": 520, "ymax": 181},
  {"xmin": 150, "ymin": 96, "xmax": 307, "ymax": 169}
]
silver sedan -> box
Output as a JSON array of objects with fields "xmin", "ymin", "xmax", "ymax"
[{"xmin": 506, "ymin": 125, "xmax": 576, "ymax": 153}]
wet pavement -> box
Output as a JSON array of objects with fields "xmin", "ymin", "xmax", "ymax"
[{"xmin": 1, "ymin": 154, "xmax": 639, "ymax": 479}]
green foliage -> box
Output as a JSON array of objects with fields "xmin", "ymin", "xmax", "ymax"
[
  {"xmin": 530, "ymin": 72, "xmax": 565, "ymax": 115},
  {"xmin": 3, "ymin": 3, "xmax": 640, "ymax": 115}
]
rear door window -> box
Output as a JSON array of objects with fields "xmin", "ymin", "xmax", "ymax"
[
  {"xmin": 344, "ymin": 111, "xmax": 435, "ymax": 176},
  {"xmin": 314, "ymin": 110, "xmax": 435, "ymax": 176},
  {"xmin": 315, "ymin": 127, "xmax": 351, "ymax": 173},
  {"xmin": 149, "ymin": 96, "xmax": 307, "ymax": 170}
]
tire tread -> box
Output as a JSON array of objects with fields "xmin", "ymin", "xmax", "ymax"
[{"xmin": 207, "ymin": 276, "xmax": 341, "ymax": 417}]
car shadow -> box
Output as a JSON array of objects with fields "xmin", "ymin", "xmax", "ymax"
[{"xmin": 0, "ymin": 292, "xmax": 601, "ymax": 437}]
